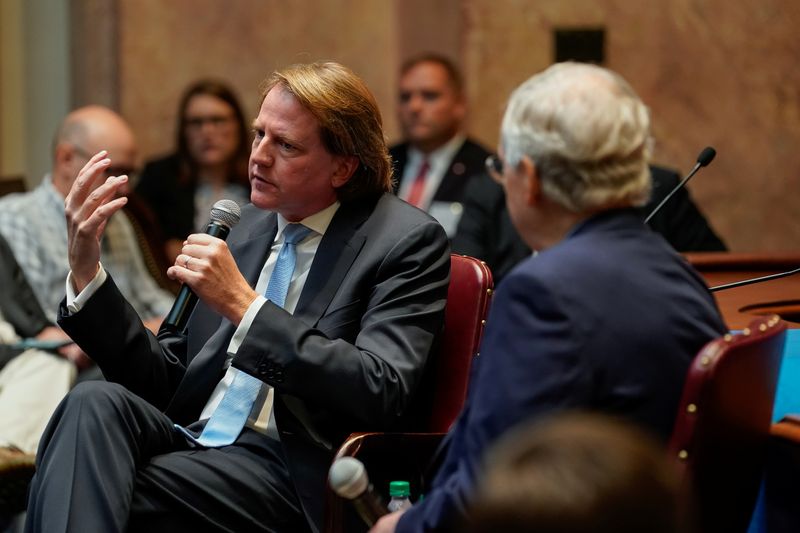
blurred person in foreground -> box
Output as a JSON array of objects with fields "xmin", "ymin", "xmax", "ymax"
[
  {"xmin": 25, "ymin": 62, "xmax": 449, "ymax": 533},
  {"xmin": 136, "ymin": 79, "xmax": 251, "ymax": 263},
  {"xmin": 371, "ymin": 61, "xmax": 725, "ymax": 532},
  {"xmin": 466, "ymin": 412, "xmax": 690, "ymax": 533}
]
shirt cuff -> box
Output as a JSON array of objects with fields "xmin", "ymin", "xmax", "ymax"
[
  {"xmin": 65, "ymin": 264, "xmax": 108, "ymax": 315},
  {"xmin": 227, "ymin": 294, "xmax": 267, "ymax": 355}
]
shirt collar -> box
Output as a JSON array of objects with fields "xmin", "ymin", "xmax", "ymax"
[
  {"xmin": 408, "ymin": 133, "xmax": 466, "ymax": 173},
  {"xmin": 275, "ymin": 201, "xmax": 340, "ymax": 240}
]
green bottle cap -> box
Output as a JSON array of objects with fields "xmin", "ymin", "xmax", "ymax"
[{"xmin": 389, "ymin": 480, "xmax": 410, "ymax": 497}]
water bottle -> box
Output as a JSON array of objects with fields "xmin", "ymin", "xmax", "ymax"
[{"xmin": 387, "ymin": 480, "xmax": 413, "ymax": 512}]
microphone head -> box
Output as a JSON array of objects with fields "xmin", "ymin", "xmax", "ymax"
[
  {"xmin": 329, "ymin": 457, "xmax": 369, "ymax": 500},
  {"xmin": 209, "ymin": 199, "xmax": 241, "ymax": 229},
  {"xmin": 696, "ymin": 146, "xmax": 716, "ymax": 167}
]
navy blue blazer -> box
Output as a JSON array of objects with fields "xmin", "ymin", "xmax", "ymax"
[{"xmin": 398, "ymin": 209, "xmax": 726, "ymax": 532}]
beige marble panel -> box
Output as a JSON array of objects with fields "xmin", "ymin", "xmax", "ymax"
[
  {"xmin": 108, "ymin": 0, "xmax": 800, "ymax": 251},
  {"xmin": 118, "ymin": 0, "xmax": 400, "ymax": 164},
  {"xmin": 462, "ymin": 0, "xmax": 800, "ymax": 251}
]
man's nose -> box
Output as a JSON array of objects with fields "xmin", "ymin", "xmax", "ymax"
[{"xmin": 251, "ymin": 140, "xmax": 275, "ymax": 166}]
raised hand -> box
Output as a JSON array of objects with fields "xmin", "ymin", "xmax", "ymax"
[{"xmin": 63, "ymin": 150, "xmax": 130, "ymax": 292}]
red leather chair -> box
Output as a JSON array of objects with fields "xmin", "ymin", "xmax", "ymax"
[
  {"xmin": 323, "ymin": 254, "xmax": 493, "ymax": 533},
  {"xmin": 668, "ymin": 315, "xmax": 787, "ymax": 533}
]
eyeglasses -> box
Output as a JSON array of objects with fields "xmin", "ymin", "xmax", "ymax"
[
  {"xmin": 184, "ymin": 114, "xmax": 235, "ymax": 131},
  {"xmin": 485, "ymin": 154, "xmax": 505, "ymax": 182},
  {"xmin": 72, "ymin": 145, "xmax": 138, "ymax": 179}
]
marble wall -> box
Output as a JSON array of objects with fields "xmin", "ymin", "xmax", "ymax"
[{"xmin": 104, "ymin": 0, "xmax": 800, "ymax": 251}]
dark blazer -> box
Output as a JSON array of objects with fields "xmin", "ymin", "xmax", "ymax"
[
  {"xmin": 398, "ymin": 209, "xmax": 727, "ymax": 532},
  {"xmin": 135, "ymin": 154, "xmax": 194, "ymax": 242},
  {"xmin": 58, "ymin": 193, "xmax": 451, "ymax": 529},
  {"xmin": 136, "ymin": 153, "xmax": 250, "ymax": 243},
  {"xmin": 453, "ymin": 165, "xmax": 727, "ymax": 284},
  {"xmin": 0, "ymin": 233, "xmax": 50, "ymax": 338},
  {"xmin": 0, "ymin": 234, "xmax": 50, "ymax": 364},
  {"xmin": 390, "ymin": 138, "xmax": 492, "ymax": 204}
]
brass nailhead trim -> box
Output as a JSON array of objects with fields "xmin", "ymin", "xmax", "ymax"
[{"xmin": 687, "ymin": 403, "xmax": 697, "ymax": 413}]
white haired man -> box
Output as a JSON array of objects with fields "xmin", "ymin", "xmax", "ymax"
[{"xmin": 372, "ymin": 62, "xmax": 726, "ymax": 532}]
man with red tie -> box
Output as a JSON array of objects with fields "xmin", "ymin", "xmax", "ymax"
[{"xmin": 390, "ymin": 54, "xmax": 491, "ymax": 237}]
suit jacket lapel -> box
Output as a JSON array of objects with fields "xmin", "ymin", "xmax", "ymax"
[{"xmin": 295, "ymin": 198, "xmax": 374, "ymax": 324}]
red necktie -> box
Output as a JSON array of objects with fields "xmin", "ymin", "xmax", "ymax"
[{"xmin": 405, "ymin": 159, "xmax": 430, "ymax": 208}]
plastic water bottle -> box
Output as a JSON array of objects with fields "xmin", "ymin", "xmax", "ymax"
[{"xmin": 387, "ymin": 480, "xmax": 413, "ymax": 512}]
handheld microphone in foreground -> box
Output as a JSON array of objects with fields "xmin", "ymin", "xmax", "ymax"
[
  {"xmin": 328, "ymin": 457, "xmax": 388, "ymax": 526},
  {"xmin": 709, "ymin": 267, "xmax": 800, "ymax": 293},
  {"xmin": 645, "ymin": 146, "xmax": 716, "ymax": 224},
  {"xmin": 161, "ymin": 199, "xmax": 241, "ymax": 333}
]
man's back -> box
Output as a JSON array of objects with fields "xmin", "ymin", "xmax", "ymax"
[{"xmin": 398, "ymin": 209, "xmax": 726, "ymax": 532}]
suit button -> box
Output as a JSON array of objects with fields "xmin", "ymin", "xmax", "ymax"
[
  {"xmin": 274, "ymin": 371, "xmax": 284, "ymax": 383},
  {"xmin": 257, "ymin": 363, "xmax": 269, "ymax": 375}
]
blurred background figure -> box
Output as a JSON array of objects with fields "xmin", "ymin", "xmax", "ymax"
[
  {"xmin": 466, "ymin": 413, "xmax": 690, "ymax": 533},
  {"xmin": 390, "ymin": 54, "xmax": 491, "ymax": 236},
  {"xmin": 136, "ymin": 79, "xmax": 251, "ymax": 263},
  {"xmin": 0, "ymin": 105, "xmax": 172, "ymax": 335}
]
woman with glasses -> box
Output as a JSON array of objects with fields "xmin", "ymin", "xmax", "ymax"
[{"xmin": 136, "ymin": 80, "xmax": 251, "ymax": 263}]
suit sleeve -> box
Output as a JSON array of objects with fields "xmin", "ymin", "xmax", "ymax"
[
  {"xmin": 231, "ymin": 218, "xmax": 450, "ymax": 427},
  {"xmin": 57, "ymin": 276, "xmax": 188, "ymax": 409}
]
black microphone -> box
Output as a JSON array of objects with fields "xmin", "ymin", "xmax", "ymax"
[
  {"xmin": 161, "ymin": 199, "xmax": 241, "ymax": 333},
  {"xmin": 645, "ymin": 146, "xmax": 716, "ymax": 224},
  {"xmin": 328, "ymin": 457, "xmax": 388, "ymax": 526},
  {"xmin": 709, "ymin": 267, "xmax": 800, "ymax": 292}
]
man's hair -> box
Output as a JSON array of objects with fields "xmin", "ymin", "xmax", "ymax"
[
  {"xmin": 500, "ymin": 62, "xmax": 652, "ymax": 212},
  {"xmin": 400, "ymin": 53, "xmax": 464, "ymax": 95},
  {"xmin": 467, "ymin": 413, "xmax": 688, "ymax": 533},
  {"xmin": 262, "ymin": 62, "xmax": 393, "ymax": 202}
]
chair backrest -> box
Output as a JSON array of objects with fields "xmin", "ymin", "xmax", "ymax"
[
  {"xmin": 668, "ymin": 315, "xmax": 787, "ymax": 533},
  {"xmin": 323, "ymin": 254, "xmax": 493, "ymax": 533},
  {"xmin": 422, "ymin": 253, "xmax": 493, "ymax": 432}
]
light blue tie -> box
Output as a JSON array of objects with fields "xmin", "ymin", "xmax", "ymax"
[{"xmin": 190, "ymin": 223, "xmax": 313, "ymax": 447}]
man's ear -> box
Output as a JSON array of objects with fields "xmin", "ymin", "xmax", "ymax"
[
  {"xmin": 331, "ymin": 155, "xmax": 360, "ymax": 188},
  {"xmin": 53, "ymin": 143, "xmax": 74, "ymax": 168},
  {"xmin": 518, "ymin": 156, "xmax": 541, "ymax": 206}
]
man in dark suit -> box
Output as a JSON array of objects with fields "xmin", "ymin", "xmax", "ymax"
[
  {"xmin": 25, "ymin": 62, "xmax": 450, "ymax": 533},
  {"xmin": 453, "ymin": 165, "xmax": 727, "ymax": 285},
  {"xmin": 390, "ymin": 54, "xmax": 491, "ymax": 236},
  {"xmin": 372, "ymin": 62, "xmax": 726, "ymax": 532}
]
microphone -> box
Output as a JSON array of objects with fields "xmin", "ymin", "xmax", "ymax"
[
  {"xmin": 645, "ymin": 146, "xmax": 716, "ymax": 224},
  {"xmin": 328, "ymin": 457, "xmax": 388, "ymax": 526},
  {"xmin": 709, "ymin": 267, "xmax": 800, "ymax": 292},
  {"xmin": 161, "ymin": 199, "xmax": 241, "ymax": 333}
]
